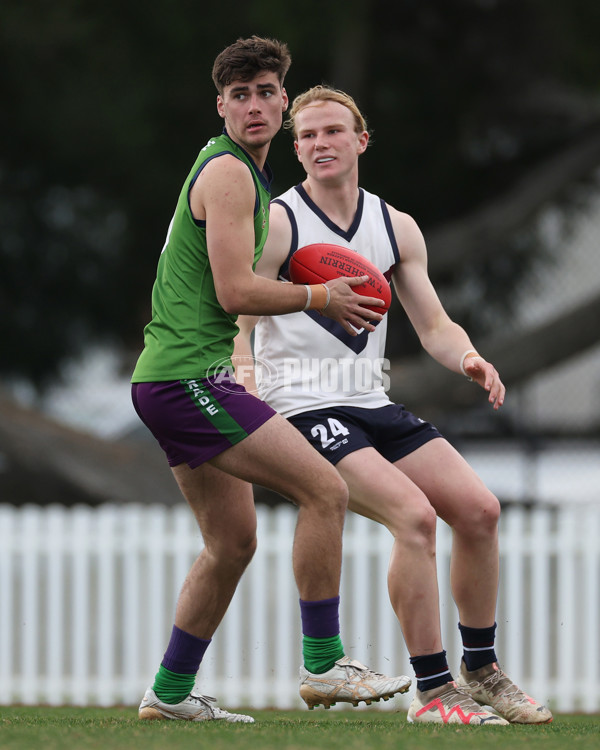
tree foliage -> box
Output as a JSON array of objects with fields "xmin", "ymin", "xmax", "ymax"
[{"xmin": 1, "ymin": 0, "xmax": 600, "ymax": 386}]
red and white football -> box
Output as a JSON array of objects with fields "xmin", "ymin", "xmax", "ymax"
[{"xmin": 289, "ymin": 243, "xmax": 392, "ymax": 314}]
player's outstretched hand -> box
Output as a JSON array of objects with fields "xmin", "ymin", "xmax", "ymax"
[
  {"xmin": 322, "ymin": 276, "xmax": 384, "ymax": 335},
  {"xmin": 463, "ymin": 356, "xmax": 506, "ymax": 410}
]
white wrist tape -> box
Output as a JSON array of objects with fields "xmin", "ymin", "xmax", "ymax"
[
  {"xmin": 460, "ymin": 349, "xmax": 479, "ymax": 378},
  {"xmin": 303, "ymin": 285, "xmax": 312, "ymax": 311},
  {"xmin": 321, "ymin": 283, "xmax": 331, "ymax": 311}
]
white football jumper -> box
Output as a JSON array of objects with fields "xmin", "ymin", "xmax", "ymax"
[{"xmin": 254, "ymin": 184, "xmax": 400, "ymax": 418}]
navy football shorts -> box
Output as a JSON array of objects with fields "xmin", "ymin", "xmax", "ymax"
[{"xmin": 288, "ymin": 403, "xmax": 442, "ymax": 465}]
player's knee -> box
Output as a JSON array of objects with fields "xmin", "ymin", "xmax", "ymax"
[
  {"xmin": 295, "ymin": 468, "xmax": 348, "ymax": 519},
  {"xmin": 458, "ymin": 490, "xmax": 500, "ymax": 538},
  {"xmin": 385, "ymin": 493, "xmax": 436, "ymax": 547},
  {"xmin": 323, "ymin": 470, "xmax": 349, "ymax": 515},
  {"xmin": 418, "ymin": 501, "xmax": 438, "ymax": 535},
  {"xmin": 480, "ymin": 491, "xmax": 501, "ymax": 530},
  {"xmin": 239, "ymin": 532, "xmax": 258, "ymax": 566},
  {"xmin": 216, "ymin": 528, "xmax": 257, "ymax": 571},
  {"xmin": 406, "ymin": 500, "xmax": 437, "ymax": 546},
  {"xmin": 236, "ymin": 531, "xmax": 258, "ymax": 568}
]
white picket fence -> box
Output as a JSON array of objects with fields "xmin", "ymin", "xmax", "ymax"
[{"xmin": 0, "ymin": 502, "xmax": 599, "ymax": 713}]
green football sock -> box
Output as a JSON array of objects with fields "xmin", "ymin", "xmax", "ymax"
[
  {"xmin": 152, "ymin": 664, "xmax": 196, "ymax": 704},
  {"xmin": 303, "ymin": 634, "xmax": 345, "ymax": 674}
]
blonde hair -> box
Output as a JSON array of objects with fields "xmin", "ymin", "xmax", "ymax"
[{"xmin": 284, "ymin": 85, "xmax": 368, "ymax": 137}]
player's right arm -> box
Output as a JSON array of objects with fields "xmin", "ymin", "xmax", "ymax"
[
  {"xmin": 233, "ymin": 312, "xmax": 260, "ymax": 393},
  {"xmin": 232, "ymin": 201, "xmax": 293, "ymax": 391},
  {"xmin": 192, "ymin": 157, "xmax": 382, "ymax": 333}
]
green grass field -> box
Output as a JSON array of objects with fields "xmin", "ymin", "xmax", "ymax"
[{"xmin": 1, "ymin": 707, "xmax": 598, "ymax": 750}]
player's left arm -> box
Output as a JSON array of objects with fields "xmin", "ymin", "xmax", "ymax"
[{"xmin": 388, "ymin": 206, "xmax": 505, "ymax": 409}]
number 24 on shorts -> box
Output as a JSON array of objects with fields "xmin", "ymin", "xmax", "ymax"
[{"xmin": 311, "ymin": 418, "xmax": 350, "ymax": 449}]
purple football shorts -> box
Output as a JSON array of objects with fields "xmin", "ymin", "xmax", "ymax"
[{"xmin": 131, "ymin": 374, "xmax": 276, "ymax": 468}]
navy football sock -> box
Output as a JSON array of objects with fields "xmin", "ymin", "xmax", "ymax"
[
  {"xmin": 458, "ymin": 622, "xmax": 497, "ymax": 671},
  {"xmin": 410, "ymin": 651, "xmax": 453, "ymax": 692}
]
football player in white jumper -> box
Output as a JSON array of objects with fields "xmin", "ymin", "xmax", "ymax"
[{"xmin": 235, "ymin": 85, "xmax": 552, "ymax": 725}]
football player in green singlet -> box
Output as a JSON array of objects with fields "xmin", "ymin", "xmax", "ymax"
[{"xmin": 132, "ymin": 37, "xmax": 410, "ymax": 723}]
